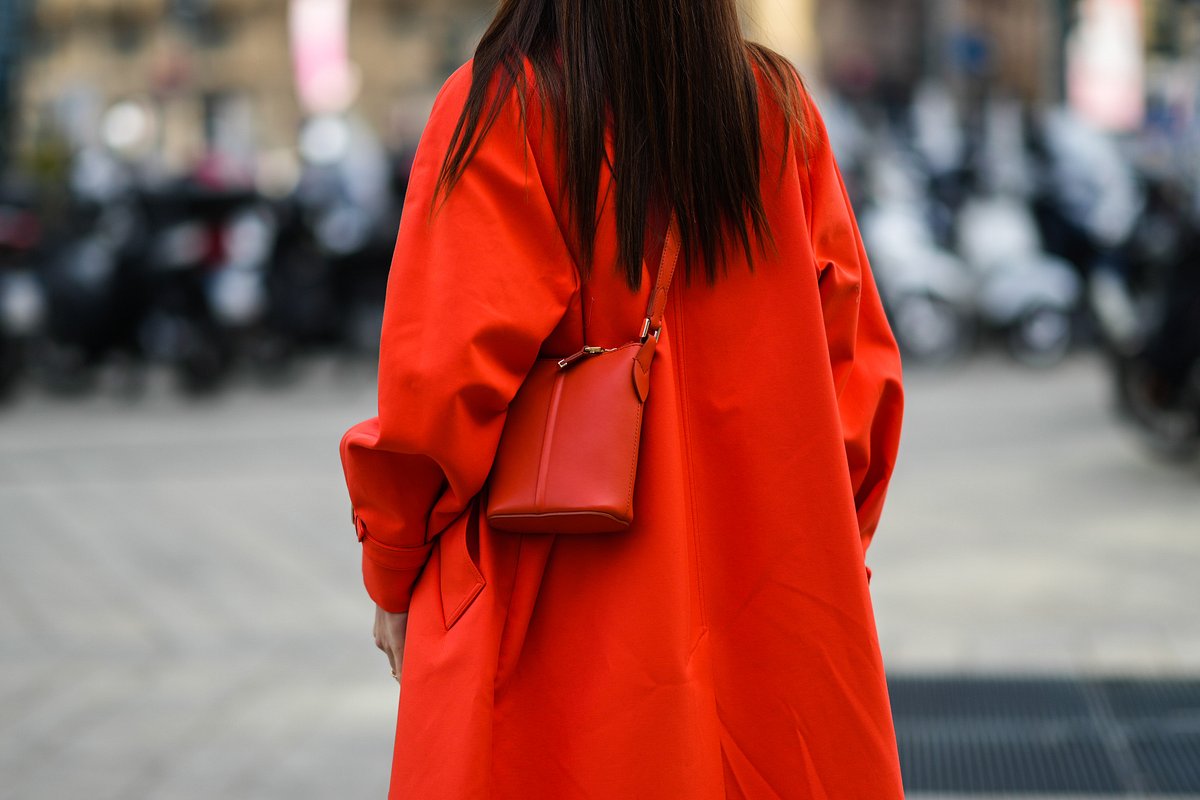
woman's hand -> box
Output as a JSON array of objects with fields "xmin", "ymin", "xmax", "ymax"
[{"xmin": 374, "ymin": 605, "xmax": 409, "ymax": 683}]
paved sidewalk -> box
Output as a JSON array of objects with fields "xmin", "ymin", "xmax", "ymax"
[
  {"xmin": 0, "ymin": 353, "xmax": 1197, "ymax": 799},
  {"xmin": 870, "ymin": 355, "xmax": 1200, "ymax": 677},
  {"xmin": 0, "ymin": 361, "xmax": 394, "ymax": 799}
]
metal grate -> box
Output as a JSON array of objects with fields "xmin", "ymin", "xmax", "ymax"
[
  {"xmin": 889, "ymin": 675, "xmax": 1093, "ymax": 722},
  {"xmin": 1100, "ymin": 677, "xmax": 1200, "ymax": 723},
  {"xmin": 1128, "ymin": 731, "xmax": 1200, "ymax": 795},
  {"xmin": 888, "ymin": 675, "xmax": 1200, "ymax": 795}
]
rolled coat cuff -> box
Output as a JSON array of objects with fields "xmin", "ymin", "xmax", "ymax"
[
  {"xmin": 363, "ymin": 546, "xmax": 430, "ymax": 613},
  {"xmin": 354, "ymin": 511, "xmax": 434, "ymax": 613}
]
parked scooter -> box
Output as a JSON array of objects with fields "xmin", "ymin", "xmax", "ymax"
[
  {"xmin": 859, "ymin": 91, "xmax": 1083, "ymax": 367},
  {"xmin": 0, "ymin": 180, "xmax": 47, "ymax": 398},
  {"xmin": 956, "ymin": 196, "xmax": 1081, "ymax": 367},
  {"xmin": 857, "ymin": 141, "xmax": 976, "ymax": 365},
  {"xmin": 1090, "ymin": 180, "xmax": 1200, "ymax": 460},
  {"xmin": 38, "ymin": 148, "xmax": 276, "ymax": 394},
  {"xmin": 34, "ymin": 147, "xmax": 142, "ymax": 394},
  {"xmin": 1030, "ymin": 110, "xmax": 1200, "ymax": 458},
  {"xmin": 135, "ymin": 179, "xmax": 269, "ymax": 392},
  {"xmin": 267, "ymin": 113, "xmax": 397, "ymax": 356}
]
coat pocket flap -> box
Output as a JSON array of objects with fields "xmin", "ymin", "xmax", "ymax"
[{"xmin": 439, "ymin": 500, "xmax": 486, "ymax": 630}]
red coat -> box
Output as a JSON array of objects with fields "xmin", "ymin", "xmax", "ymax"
[{"xmin": 341, "ymin": 58, "xmax": 906, "ymax": 799}]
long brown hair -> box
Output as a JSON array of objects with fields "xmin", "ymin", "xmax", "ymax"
[{"xmin": 432, "ymin": 0, "xmax": 807, "ymax": 289}]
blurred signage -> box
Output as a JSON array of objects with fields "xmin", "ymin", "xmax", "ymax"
[
  {"xmin": 1066, "ymin": 0, "xmax": 1145, "ymax": 132},
  {"xmin": 288, "ymin": 0, "xmax": 361, "ymax": 114}
]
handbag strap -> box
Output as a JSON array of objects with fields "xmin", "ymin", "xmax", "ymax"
[
  {"xmin": 639, "ymin": 211, "xmax": 682, "ymax": 343},
  {"xmin": 559, "ymin": 211, "xmax": 683, "ymax": 371}
]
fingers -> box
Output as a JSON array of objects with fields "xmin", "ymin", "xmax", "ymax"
[
  {"xmin": 374, "ymin": 606, "xmax": 408, "ymax": 683},
  {"xmin": 373, "ymin": 606, "xmax": 388, "ymax": 653},
  {"xmin": 385, "ymin": 649, "xmax": 399, "ymax": 681},
  {"xmin": 385, "ymin": 612, "xmax": 407, "ymax": 682}
]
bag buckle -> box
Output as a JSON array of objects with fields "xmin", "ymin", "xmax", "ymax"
[
  {"xmin": 639, "ymin": 317, "xmax": 662, "ymax": 343},
  {"xmin": 557, "ymin": 345, "xmax": 608, "ymax": 369}
]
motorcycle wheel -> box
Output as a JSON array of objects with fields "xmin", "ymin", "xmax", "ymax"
[
  {"xmin": 0, "ymin": 337, "xmax": 21, "ymax": 400},
  {"xmin": 889, "ymin": 292, "xmax": 971, "ymax": 366},
  {"xmin": 175, "ymin": 322, "xmax": 231, "ymax": 395},
  {"xmin": 30, "ymin": 338, "xmax": 97, "ymax": 396},
  {"xmin": 1007, "ymin": 305, "xmax": 1073, "ymax": 368},
  {"xmin": 1116, "ymin": 359, "xmax": 1200, "ymax": 461},
  {"xmin": 247, "ymin": 329, "xmax": 299, "ymax": 386}
]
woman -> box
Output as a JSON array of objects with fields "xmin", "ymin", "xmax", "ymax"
[{"xmin": 339, "ymin": 0, "xmax": 905, "ymax": 796}]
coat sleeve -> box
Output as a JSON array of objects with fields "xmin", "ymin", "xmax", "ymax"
[
  {"xmin": 339, "ymin": 65, "xmax": 578, "ymax": 613},
  {"xmin": 800, "ymin": 92, "xmax": 905, "ymax": 584}
]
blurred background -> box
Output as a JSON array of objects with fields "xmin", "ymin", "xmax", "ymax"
[{"xmin": 0, "ymin": 1, "xmax": 1197, "ymax": 798}]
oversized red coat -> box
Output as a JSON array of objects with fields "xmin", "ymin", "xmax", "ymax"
[{"xmin": 340, "ymin": 57, "xmax": 906, "ymax": 799}]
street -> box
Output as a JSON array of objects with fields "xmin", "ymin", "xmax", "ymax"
[{"xmin": 0, "ymin": 353, "xmax": 1197, "ymax": 799}]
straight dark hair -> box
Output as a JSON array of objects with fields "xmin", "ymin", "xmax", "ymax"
[{"xmin": 432, "ymin": 0, "xmax": 808, "ymax": 290}]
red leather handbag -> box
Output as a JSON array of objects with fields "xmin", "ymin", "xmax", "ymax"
[{"xmin": 485, "ymin": 213, "xmax": 681, "ymax": 534}]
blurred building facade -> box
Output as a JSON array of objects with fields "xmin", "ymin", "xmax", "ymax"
[
  {"xmin": 14, "ymin": 0, "xmax": 491, "ymax": 176},
  {"xmin": 5, "ymin": 0, "xmax": 1200, "ymax": 176},
  {"xmin": 812, "ymin": 0, "xmax": 1063, "ymax": 104}
]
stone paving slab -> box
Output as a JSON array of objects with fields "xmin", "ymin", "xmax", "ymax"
[{"xmin": 0, "ymin": 353, "xmax": 1197, "ymax": 799}]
